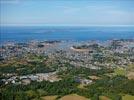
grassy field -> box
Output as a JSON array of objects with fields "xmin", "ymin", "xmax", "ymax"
[
  {"xmin": 59, "ymin": 94, "xmax": 90, "ymax": 100},
  {"xmin": 127, "ymin": 64, "xmax": 134, "ymax": 72},
  {"xmin": 126, "ymin": 64, "xmax": 134, "ymax": 80},
  {"xmin": 99, "ymin": 96, "xmax": 111, "ymax": 100},
  {"xmin": 41, "ymin": 95, "xmax": 57, "ymax": 100},
  {"xmin": 41, "ymin": 94, "xmax": 90, "ymax": 100},
  {"xmin": 122, "ymin": 95, "xmax": 134, "ymax": 100}
]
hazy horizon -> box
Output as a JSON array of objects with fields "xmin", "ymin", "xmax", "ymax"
[{"xmin": 1, "ymin": 0, "xmax": 134, "ymax": 26}]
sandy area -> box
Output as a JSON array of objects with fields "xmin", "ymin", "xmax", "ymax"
[
  {"xmin": 70, "ymin": 47, "xmax": 89, "ymax": 52},
  {"xmin": 127, "ymin": 72, "xmax": 134, "ymax": 80}
]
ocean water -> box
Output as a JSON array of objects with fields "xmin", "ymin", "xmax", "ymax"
[{"xmin": 0, "ymin": 26, "xmax": 134, "ymax": 43}]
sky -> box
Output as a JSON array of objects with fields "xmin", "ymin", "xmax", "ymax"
[{"xmin": 0, "ymin": 0, "xmax": 134, "ymax": 26}]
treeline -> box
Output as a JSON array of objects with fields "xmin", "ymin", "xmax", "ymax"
[
  {"xmin": 77, "ymin": 76, "xmax": 134, "ymax": 100},
  {"xmin": 0, "ymin": 63, "xmax": 55, "ymax": 76},
  {"xmin": 1, "ymin": 77, "xmax": 78, "ymax": 100},
  {"xmin": 73, "ymin": 44, "xmax": 99, "ymax": 49},
  {"xmin": 1, "ymin": 76, "xmax": 134, "ymax": 100},
  {"xmin": 58, "ymin": 66, "xmax": 113, "ymax": 78},
  {"xmin": 0, "ymin": 55, "xmax": 56, "ymax": 77}
]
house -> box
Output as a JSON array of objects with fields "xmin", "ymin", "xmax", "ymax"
[{"xmin": 75, "ymin": 77, "xmax": 92, "ymax": 85}]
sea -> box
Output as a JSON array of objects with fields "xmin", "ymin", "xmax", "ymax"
[{"xmin": 0, "ymin": 26, "xmax": 134, "ymax": 43}]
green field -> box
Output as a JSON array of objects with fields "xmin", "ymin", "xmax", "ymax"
[{"xmin": 122, "ymin": 95, "xmax": 134, "ymax": 100}]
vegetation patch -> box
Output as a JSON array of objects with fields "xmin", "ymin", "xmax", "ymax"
[
  {"xmin": 77, "ymin": 84, "xmax": 86, "ymax": 89},
  {"xmin": 114, "ymin": 68, "xmax": 126, "ymax": 76}
]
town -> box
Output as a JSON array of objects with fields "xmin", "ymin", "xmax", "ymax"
[{"xmin": 0, "ymin": 39, "xmax": 134, "ymax": 100}]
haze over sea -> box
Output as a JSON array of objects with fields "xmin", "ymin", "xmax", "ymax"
[{"xmin": 1, "ymin": 26, "xmax": 134, "ymax": 43}]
